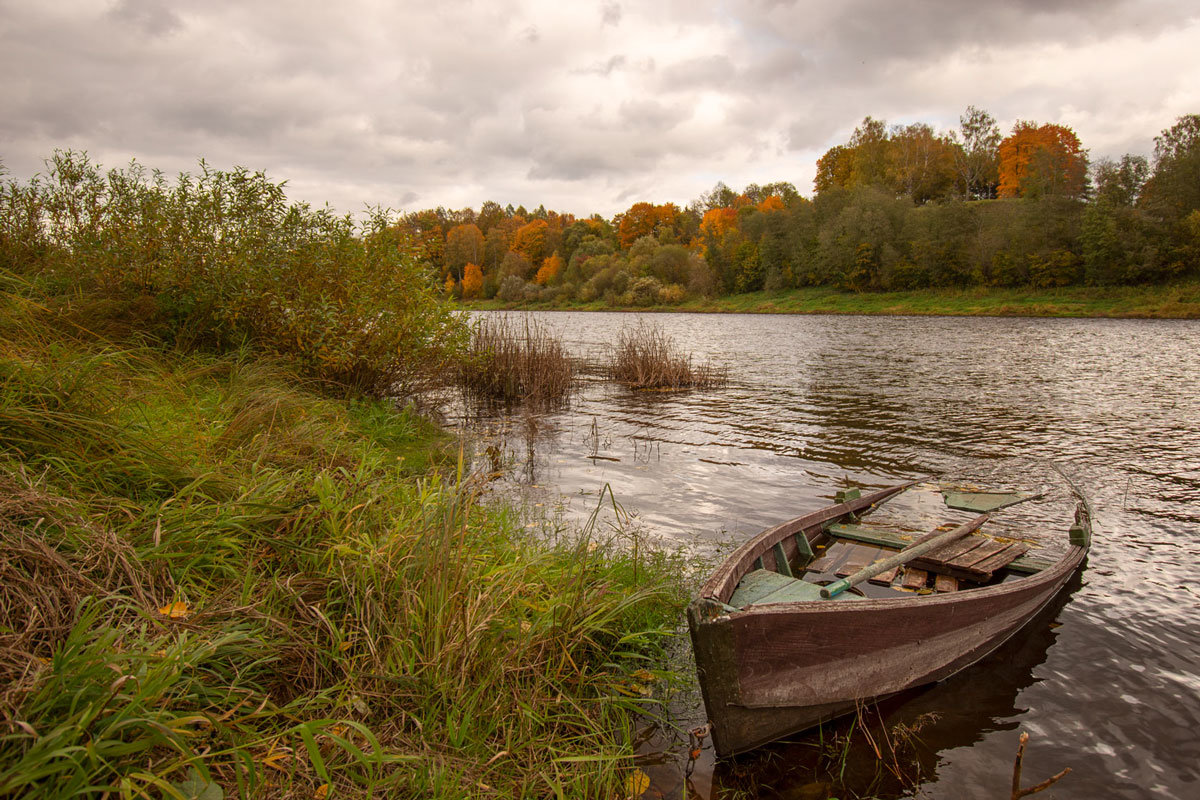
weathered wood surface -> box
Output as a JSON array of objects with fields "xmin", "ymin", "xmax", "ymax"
[
  {"xmin": 934, "ymin": 574, "xmax": 959, "ymax": 593},
  {"xmin": 701, "ymin": 481, "xmax": 919, "ymax": 603},
  {"xmin": 828, "ymin": 521, "xmax": 1044, "ymax": 578},
  {"xmin": 821, "ymin": 515, "xmax": 989, "ymax": 598},
  {"xmin": 869, "ymin": 565, "xmax": 899, "ymax": 586}
]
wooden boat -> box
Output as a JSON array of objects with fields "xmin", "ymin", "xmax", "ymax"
[{"xmin": 687, "ymin": 478, "xmax": 1092, "ymax": 758}]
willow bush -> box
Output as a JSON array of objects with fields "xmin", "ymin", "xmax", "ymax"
[{"xmin": 0, "ymin": 151, "xmax": 465, "ymax": 395}]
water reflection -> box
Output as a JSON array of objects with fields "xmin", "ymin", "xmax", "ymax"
[{"xmin": 455, "ymin": 311, "xmax": 1200, "ymax": 799}]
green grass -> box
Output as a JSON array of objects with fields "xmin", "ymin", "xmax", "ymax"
[
  {"xmin": 463, "ymin": 281, "xmax": 1200, "ymax": 319},
  {"xmin": 0, "ymin": 285, "xmax": 686, "ymax": 798}
]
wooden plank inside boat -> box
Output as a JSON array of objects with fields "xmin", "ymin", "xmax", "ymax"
[
  {"xmin": 902, "ymin": 568, "xmax": 928, "ymax": 589},
  {"xmin": 729, "ymin": 570, "xmax": 795, "ymax": 607},
  {"xmin": 868, "ymin": 565, "xmax": 899, "ymax": 586},
  {"xmin": 934, "ymin": 574, "xmax": 959, "ymax": 593},
  {"xmin": 835, "ymin": 544, "xmax": 881, "ymax": 578},
  {"xmin": 911, "ymin": 538, "xmax": 1030, "ymax": 582}
]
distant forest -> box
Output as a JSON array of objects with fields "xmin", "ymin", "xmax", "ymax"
[{"xmin": 399, "ymin": 110, "xmax": 1200, "ymax": 305}]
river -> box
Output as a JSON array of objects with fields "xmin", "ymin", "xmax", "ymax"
[{"xmin": 452, "ymin": 310, "xmax": 1200, "ymax": 799}]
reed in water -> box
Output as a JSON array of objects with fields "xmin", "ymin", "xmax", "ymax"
[
  {"xmin": 609, "ymin": 322, "xmax": 727, "ymax": 390},
  {"xmin": 458, "ymin": 314, "xmax": 576, "ymax": 406}
]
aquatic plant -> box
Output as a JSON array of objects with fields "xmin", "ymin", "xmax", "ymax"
[
  {"xmin": 458, "ymin": 313, "xmax": 576, "ymax": 407},
  {"xmin": 608, "ymin": 322, "xmax": 727, "ymax": 390}
]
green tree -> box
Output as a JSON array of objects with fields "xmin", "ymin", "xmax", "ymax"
[{"xmin": 949, "ymin": 106, "xmax": 1001, "ymax": 199}]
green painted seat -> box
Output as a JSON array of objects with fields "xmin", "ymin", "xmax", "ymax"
[{"xmin": 730, "ymin": 569, "xmax": 847, "ymax": 608}]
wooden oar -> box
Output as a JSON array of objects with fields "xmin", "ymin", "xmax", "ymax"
[{"xmin": 820, "ymin": 513, "xmax": 990, "ymax": 599}]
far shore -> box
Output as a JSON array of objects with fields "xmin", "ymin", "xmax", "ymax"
[{"xmin": 461, "ymin": 281, "xmax": 1200, "ymax": 319}]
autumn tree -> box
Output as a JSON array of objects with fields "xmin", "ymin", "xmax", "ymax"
[
  {"xmin": 534, "ymin": 253, "xmax": 563, "ymax": 285},
  {"xmin": 444, "ymin": 223, "xmax": 484, "ymax": 280},
  {"xmin": 461, "ymin": 262, "xmax": 484, "ymax": 298},
  {"xmin": 615, "ymin": 202, "xmax": 686, "ymax": 248},
  {"xmin": 997, "ymin": 122, "xmax": 1088, "ymax": 199},
  {"xmin": 949, "ymin": 105, "xmax": 1001, "ymax": 199},
  {"xmin": 510, "ymin": 218, "xmax": 549, "ymax": 265},
  {"xmin": 699, "ymin": 207, "xmax": 738, "ymax": 239},
  {"xmin": 484, "ymin": 216, "xmax": 524, "ymax": 271}
]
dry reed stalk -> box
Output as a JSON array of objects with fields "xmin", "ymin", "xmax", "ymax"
[
  {"xmin": 458, "ymin": 314, "xmax": 575, "ymax": 407},
  {"xmin": 608, "ymin": 322, "xmax": 727, "ymax": 390}
]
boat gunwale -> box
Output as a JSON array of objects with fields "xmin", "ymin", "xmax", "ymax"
[{"xmin": 695, "ymin": 479, "xmax": 1089, "ymax": 613}]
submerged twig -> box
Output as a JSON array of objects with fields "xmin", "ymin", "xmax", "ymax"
[{"xmin": 1010, "ymin": 731, "xmax": 1071, "ymax": 799}]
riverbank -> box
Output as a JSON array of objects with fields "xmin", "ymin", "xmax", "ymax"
[
  {"xmin": 463, "ymin": 281, "xmax": 1200, "ymax": 318},
  {"xmin": 0, "ymin": 287, "xmax": 684, "ymax": 798}
]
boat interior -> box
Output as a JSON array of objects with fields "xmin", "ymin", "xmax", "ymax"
[{"xmin": 727, "ymin": 481, "xmax": 1076, "ymax": 610}]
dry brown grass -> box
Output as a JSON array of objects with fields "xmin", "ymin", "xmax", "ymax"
[{"xmin": 609, "ymin": 322, "xmax": 727, "ymax": 390}]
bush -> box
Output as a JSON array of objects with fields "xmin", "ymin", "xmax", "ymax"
[
  {"xmin": 628, "ymin": 276, "xmax": 663, "ymax": 306},
  {"xmin": 497, "ymin": 274, "xmax": 527, "ymax": 302},
  {"xmin": 0, "ymin": 151, "xmax": 464, "ymax": 396},
  {"xmin": 658, "ymin": 283, "xmax": 687, "ymax": 304}
]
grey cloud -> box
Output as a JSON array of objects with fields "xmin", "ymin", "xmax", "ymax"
[
  {"xmin": 108, "ymin": 0, "xmax": 183, "ymax": 36},
  {"xmin": 602, "ymin": 2, "xmax": 622, "ymax": 26}
]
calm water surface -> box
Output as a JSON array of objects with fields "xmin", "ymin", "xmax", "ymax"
[{"xmin": 455, "ymin": 311, "xmax": 1200, "ymax": 799}]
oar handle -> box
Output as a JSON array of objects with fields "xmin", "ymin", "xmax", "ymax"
[{"xmin": 820, "ymin": 513, "xmax": 989, "ymax": 599}]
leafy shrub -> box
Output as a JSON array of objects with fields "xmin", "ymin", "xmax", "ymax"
[
  {"xmin": 628, "ymin": 276, "xmax": 663, "ymax": 306},
  {"xmin": 0, "ymin": 151, "xmax": 464, "ymax": 395},
  {"xmin": 497, "ymin": 274, "xmax": 527, "ymax": 301},
  {"xmin": 658, "ymin": 283, "xmax": 687, "ymax": 304}
]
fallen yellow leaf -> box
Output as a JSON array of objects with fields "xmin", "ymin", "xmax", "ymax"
[
  {"xmin": 625, "ymin": 768, "xmax": 650, "ymax": 797},
  {"xmin": 158, "ymin": 601, "xmax": 189, "ymax": 619},
  {"xmin": 314, "ymin": 784, "xmax": 329, "ymax": 799}
]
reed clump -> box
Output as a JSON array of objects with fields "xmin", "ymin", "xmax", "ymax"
[
  {"xmin": 609, "ymin": 322, "xmax": 727, "ymax": 390},
  {"xmin": 458, "ymin": 314, "xmax": 576, "ymax": 406}
]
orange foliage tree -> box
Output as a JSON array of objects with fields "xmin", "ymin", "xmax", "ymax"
[
  {"xmin": 700, "ymin": 207, "xmax": 738, "ymax": 238},
  {"xmin": 510, "ymin": 219, "xmax": 549, "ymax": 265},
  {"xmin": 534, "ymin": 253, "xmax": 563, "ymax": 285},
  {"xmin": 756, "ymin": 195, "xmax": 785, "ymax": 213},
  {"xmin": 616, "ymin": 202, "xmax": 685, "ymax": 248},
  {"xmin": 461, "ymin": 263, "xmax": 483, "ymax": 298},
  {"xmin": 997, "ymin": 122, "xmax": 1088, "ymax": 199}
]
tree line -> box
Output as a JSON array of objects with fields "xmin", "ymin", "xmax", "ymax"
[{"xmin": 404, "ymin": 110, "xmax": 1200, "ymax": 304}]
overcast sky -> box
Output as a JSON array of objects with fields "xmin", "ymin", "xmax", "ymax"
[{"xmin": 3, "ymin": 0, "xmax": 1199, "ymax": 217}]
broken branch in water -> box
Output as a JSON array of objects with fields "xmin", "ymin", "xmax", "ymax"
[{"xmin": 1011, "ymin": 731, "xmax": 1071, "ymax": 799}]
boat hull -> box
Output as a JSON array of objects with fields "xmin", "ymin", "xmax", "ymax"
[{"xmin": 688, "ymin": 490, "xmax": 1088, "ymax": 757}]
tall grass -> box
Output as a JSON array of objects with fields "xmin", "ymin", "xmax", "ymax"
[
  {"xmin": 0, "ymin": 285, "xmax": 684, "ymax": 797},
  {"xmin": 609, "ymin": 322, "xmax": 727, "ymax": 390},
  {"xmin": 458, "ymin": 314, "xmax": 576, "ymax": 407}
]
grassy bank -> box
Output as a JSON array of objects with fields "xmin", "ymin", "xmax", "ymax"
[
  {"xmin": 463, "ymin": 281, "xmax": 1200, "ymax": 319},
  {"xmin": 0, "ymin": 294, "xmax": 683, "ymax": 798}
]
